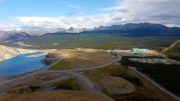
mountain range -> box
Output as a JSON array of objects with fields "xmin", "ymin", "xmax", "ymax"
[
  {"xmin": 0, "ymin": 23, "xmax": 180, "ymax": 41},
  {"xmin": 89, "ymin": 23, "xmax": 180, "ymax": 36}
]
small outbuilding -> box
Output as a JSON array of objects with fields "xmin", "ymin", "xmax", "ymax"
[{"xmin": 132, "ymin": 48, "xmax": 148, "ymax": 54}]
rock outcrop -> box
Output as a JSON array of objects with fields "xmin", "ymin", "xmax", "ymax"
[{"xmin": 42, "ymin": 53, "xmax": 59, "ymax": 65}]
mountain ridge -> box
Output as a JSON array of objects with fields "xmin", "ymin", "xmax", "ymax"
[
  {"xmin": 86, "ymin": 23, "xmax": 180, "ymax": 36},
  {"xmin": 0, "ymin": 23, "xmax": 180, "ymax": 42}
]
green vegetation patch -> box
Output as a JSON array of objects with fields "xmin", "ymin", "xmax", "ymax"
[
  {"xmin": 49, "ymin": 78, "xmax": 80, "ymax": 91},
  {"xmin": 120, "ymin": 56, "xmax": 180, "ymax": 96},
  {"xmin": 50, "ymin": 59, "xmax": 71, "ymax": 70},
  {"xmin": 85, "ymin": 65, "xmax": 142, "ymax": 86},
  {"xmin": 19, "ymin": 33, "xmax": 180, "ymax": 50},
  {"xmin": 167, "ymin": 43, "xmax": 180, "ymax": 61},
  {"xmin": 7, "ymin": 85, "xmax": 41, "ymax": 94}
]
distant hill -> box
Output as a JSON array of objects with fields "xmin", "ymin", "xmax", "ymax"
[
  {"xmin": 86, "ymin": 23, "xmax": 180, "ymax": 36},
  {"xmin": 1, "ymin": 23, "xmax": 178, "ymax": 49},
  {"xmin": 0, "ymin": 31, "xmax": 32, "ymax": 41},
  {"xmin": 0, "ymin": 30, "xmax": 59, "ymax": 41}
]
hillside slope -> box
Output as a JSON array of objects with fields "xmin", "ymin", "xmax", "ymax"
[
  {"xmin": 162, "ymin": 40, "xmax": 180, "ymax": 60},
  {"xmin": 162, "ymin": 40, "xmax": 180, "ymax": 53},
  {"xmin": 0, "ymin": 45, "xmax": 41, "ymax": 61}
]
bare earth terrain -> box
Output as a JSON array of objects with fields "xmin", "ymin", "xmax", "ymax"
[{"xmin": 50, "ymin": 49, "xmax": 116, "ymax": 69}]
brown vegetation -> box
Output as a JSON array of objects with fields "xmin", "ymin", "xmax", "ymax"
[
  {"xmin": 2, "ymin": 90, "xmax": 104, "ymax": 101},
  {"xmin": 37, "ymin": 73, "xmax": 63, "ymax": 81},
  {"xmin": 50, "ymin": 49, "xmax": 116, "ymax": 69},
  {"xmin": 99, "ymin": 76, "xmax": 135, "ymax": 95},
  {"xmin": 84, "ymin": 64, "xmax": 173, "ymax": 101}
]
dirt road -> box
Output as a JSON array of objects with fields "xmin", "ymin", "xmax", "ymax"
[
  {"xmin": 0, "ymin": 56, "xmax": 120, "ymax": 101},
  {"xmin": 129, "ymin": 67, "xmax": 180, "ymax": 101}
]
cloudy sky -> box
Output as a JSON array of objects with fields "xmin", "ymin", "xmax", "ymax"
[{"xmin": 0, "ymin": 0, "xmax": 179, "ymax": 30}]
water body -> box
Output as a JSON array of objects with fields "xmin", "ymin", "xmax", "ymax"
[
  {"xmin": 0, "ymin": 52, "xmax": 47, "ymax": 77},
  {"xmin": 42, "ymin": 86, "xmax": 56, "ymax": 92}
]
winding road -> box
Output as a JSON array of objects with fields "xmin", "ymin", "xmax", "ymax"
[
  {"xmin": 0, "ymin": 55, "xmax": 120, "ymax": 101},
  {"xmin": 0, "ymin": 54, "xmax": 179, "ymax": 101},
  {"xmin": 129, "ymin": 67, "xmax": 180, "ymax": 101}
]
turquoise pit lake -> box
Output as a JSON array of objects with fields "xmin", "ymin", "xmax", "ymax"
[{"xmin": 0, "ymin": 52, "xmax": 47, "ymax": 77}]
